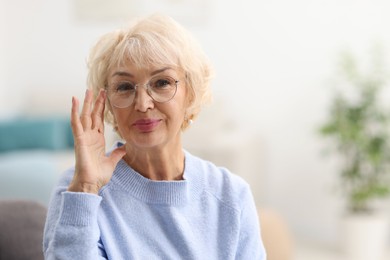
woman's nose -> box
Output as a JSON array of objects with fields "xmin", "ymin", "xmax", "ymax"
[{"xmin": 133, "ymin": 86, "xmax": 154, "ymax": 112}]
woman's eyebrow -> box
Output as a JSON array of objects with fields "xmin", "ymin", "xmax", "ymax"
[
  {"xmin": 111, "ymin": 67, "xmax": 172, "ymax": 78},
  {"xmin": 111, "ymin": 71, "xmax": 134, "ymax": 78},
  {"xmin": 150, "ymin": 67, "xmax": 172, "ymax": 76}
]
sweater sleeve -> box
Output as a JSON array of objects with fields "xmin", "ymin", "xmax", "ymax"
[
  {"xmin": 235, "ymin": 186, "xmax": 267, "ymax": 260},
  {"xmin": 43, "ymin": 189, "xmax": 107, "ymax": 260}
]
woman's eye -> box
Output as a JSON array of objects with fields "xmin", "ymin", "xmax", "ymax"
[
  {"xmin": 153, "ymin": 79, "xmax": 172, "ymax": 89},
  {"xmin": 116, "ymin": 82, "xmax": 135, "ymax": 92}
]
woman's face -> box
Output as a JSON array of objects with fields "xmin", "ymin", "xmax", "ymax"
[{"xmin": 107, "ymin": 62, "xmax": 188, "ymax": 151}]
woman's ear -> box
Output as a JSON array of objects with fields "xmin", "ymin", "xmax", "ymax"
[{"xmin": 181, "ymin": 111, "xmax": 194, "ymax": 130}]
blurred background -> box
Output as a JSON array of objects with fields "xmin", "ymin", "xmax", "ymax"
[{"xmin": 1, "ymin": 0, "xmax": 390, "ymax": 259}]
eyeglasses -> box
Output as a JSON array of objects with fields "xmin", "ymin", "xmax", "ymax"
[{"xmin": 107, "ymin": 75, "xmax": 179, "ymax": 108}]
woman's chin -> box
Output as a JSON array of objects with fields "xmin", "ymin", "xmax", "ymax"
[{"xmin": 126, "ymin": 134, "xmax": 165, "ymax": 150}]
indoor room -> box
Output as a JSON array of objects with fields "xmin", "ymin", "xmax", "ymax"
[{"xmin": 1, "ymin": 0, "xmax": 390, "ymax": 259}]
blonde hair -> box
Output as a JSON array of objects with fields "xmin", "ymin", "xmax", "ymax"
[{"xmin": 87, "ymin": 14, "xmax": 213, "ymax": 130}]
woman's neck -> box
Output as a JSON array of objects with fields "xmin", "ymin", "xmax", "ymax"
[{"xmin": 123, "ymin": 142, "xmax": 185, "ymax": 181}]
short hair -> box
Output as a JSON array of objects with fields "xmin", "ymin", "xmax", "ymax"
[{"xmin": 87, "ymin": 14, "xmax": 213, "ymax": 130}]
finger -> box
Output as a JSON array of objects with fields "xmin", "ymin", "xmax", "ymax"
[
  {"xmin": 109, "ymin": 146, "xmax": 127, "ymax": 166},
  {"xmin": 91, "ymin": 89, "xmax": 106, "ymax": 133},
  {"xmin": 80, "ymin": 89, "xmax": 93, "ymax": 129},
  {"xmin": 70, "ymin": 96, "xmax": 84, "ymax": 138},
  {"xmin": 100, "ymin": 91, "xmax": 106, "ymax": 123}
]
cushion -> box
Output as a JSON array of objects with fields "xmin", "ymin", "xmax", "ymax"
[
  {"xmin": 0, "ymin": 200, "xmax": 47, "ymax": 260},
  {"xmin": 0, "ymin": 116, "xmax": 73, "ymax": 152}
]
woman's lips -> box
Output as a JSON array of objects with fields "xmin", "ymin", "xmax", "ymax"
[{"xmin": 133, "ymin": 119, "xmax": 161, "ymax": 132}]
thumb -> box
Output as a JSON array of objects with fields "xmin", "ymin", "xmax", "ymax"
[{"xmin": 109, "ymin": 146, "xmax": 127, "ymax": 166}]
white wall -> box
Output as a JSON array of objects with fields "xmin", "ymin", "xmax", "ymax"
[
  {"xmin": 0, "ymin": 0, "xmax": 7, "ymax": 117},
  {"xmin": 2, "ymin": 0, "xmax": 390, "ymax": 248}
]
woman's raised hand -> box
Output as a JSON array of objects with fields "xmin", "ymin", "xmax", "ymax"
[{"xmin": 68, "ymin": 89, "xmax": 126, "ymax": 194}]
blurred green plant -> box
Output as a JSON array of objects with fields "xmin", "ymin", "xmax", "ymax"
[{"xmin": 319, "ymin": 47, "xmax": 390, "ymax": 213}]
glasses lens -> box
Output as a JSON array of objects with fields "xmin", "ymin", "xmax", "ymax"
[
  {"xmin": 108, "ymin": 81, "xmax": 136, "ymax": 108},
  {"xmin": 148, "ymin": 76, "xmax": 178, "ymax": 102}
]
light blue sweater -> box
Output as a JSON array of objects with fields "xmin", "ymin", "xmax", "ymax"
[{"xmin": 43, "ymin": 148, "xmax": 266, "ymax": 259}]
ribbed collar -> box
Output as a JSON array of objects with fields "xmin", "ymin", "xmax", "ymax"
[{"xmin": 109, "ymin": 149, "xmax": 204, "ymax": 207}]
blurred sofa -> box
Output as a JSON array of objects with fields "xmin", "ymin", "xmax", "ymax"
[{"xmin": 0, "ymin": 117, "xmax": 74, "ymax": 259}]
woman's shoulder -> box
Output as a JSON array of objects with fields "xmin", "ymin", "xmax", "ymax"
[{"xmin": 185, "ymin": 151, "xmax": 252, "ymax": 210}]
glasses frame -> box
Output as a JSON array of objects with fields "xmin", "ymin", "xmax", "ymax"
[{"xmin": 106, "ymin": 76, "xmax": 179, "ymax": 108}]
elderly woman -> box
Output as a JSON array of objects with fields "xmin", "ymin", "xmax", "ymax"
[{"xmin": 43, "ymin": 15, "xmax": 266, "ymax": 259}]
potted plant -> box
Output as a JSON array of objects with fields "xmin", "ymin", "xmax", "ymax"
[{"xmin": 319, "ymin": 48, "xmax": 390, "ymax": 260}]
